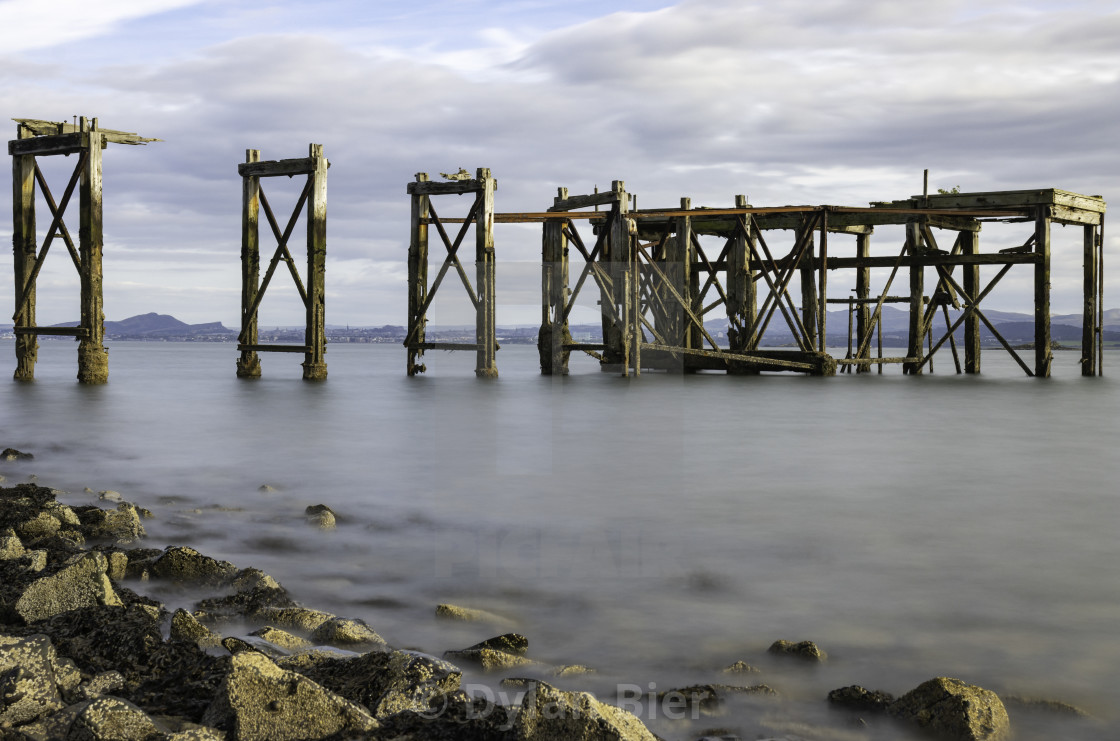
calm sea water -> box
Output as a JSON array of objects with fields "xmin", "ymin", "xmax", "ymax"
[{"xmin": 2, "ymin": 339, "xmax": 1118, "ymax": 739}]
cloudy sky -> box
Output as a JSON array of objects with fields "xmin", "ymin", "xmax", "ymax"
[{"xmin": 1, "ymin": 0, "xmax": 1117, "ymax": 328}]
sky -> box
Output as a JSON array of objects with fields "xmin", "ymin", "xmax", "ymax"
[{"xmin": 1, "ymin": 0, "xmax": 1117, "ymax": 328}]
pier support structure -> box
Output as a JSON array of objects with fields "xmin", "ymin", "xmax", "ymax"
[
  {"xmin": 405, "ymin": 168, "xmax": 498, "ymax": 378},
  {"xmin": 236, "ymin": 144, "xmax": 329, "ymax": 380},
  {"xmin": 8, "ymin": 117, "xmax": 157, "ymax": 383}
]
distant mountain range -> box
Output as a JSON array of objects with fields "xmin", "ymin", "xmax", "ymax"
[{"xmin": 2, "ymin": 308, "xmax": 1120, "ymax": 346}]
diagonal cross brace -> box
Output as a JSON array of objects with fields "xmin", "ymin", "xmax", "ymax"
[{"xmin": 13, "ymin": 151, "xmax": 87, "ymax": 322}]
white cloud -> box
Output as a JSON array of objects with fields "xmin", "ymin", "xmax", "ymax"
[{"xmin": 0, "ymin": 0, "xmax": 208, "ymax": 53}]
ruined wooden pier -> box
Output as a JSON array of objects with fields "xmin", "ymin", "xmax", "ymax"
[
  {"xmin": 236, "ymin": 144, "xmax": 329, "ymax": 380},
  {"xmin": 9, "ymin": 118, "xmax": 157, "ymax": 383},
  {"xmin": 409, "ymin": 173, "xmax": 1106, "ymax": 379}
]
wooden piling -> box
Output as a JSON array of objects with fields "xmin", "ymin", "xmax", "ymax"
[
  {"xmin": 539, "ymin": 188, "xmax": 571, "ymax": 375},
  {"xmin": 855, "ymin": 232, "xmax": 871, "ymax": 373},
  {"xmin": 237, "ymin": 149, "xmax": 262, "ymax": 378},
  {"xmin": 11, "ymin": 126, "xmax": 36, "ymax": 381},
  {"xmin": 726, "ymin": 194, "xmax": 757, "ymax": 373},
  {"xmin": 407, "ymin": 173, "xmax": 430, "ymax": 376},
  {"xmin": 1082, "ymin": 223, "xmax": 1099, "ymax": 376},
  {"xmin": 800, "ymin": 228, "xmax": 818, "ymax": 348},
  {"xmin": 77, "ymin": 121, "xmax": 108, "ymax": 385},
  {"xmin": 962, "ymin": 230, "xmax": 981, "ymax": 373},
  {"xmin": 475, "ymin": 167, "xmax": 498, "ymax": 378},
  {"xmin": 904, "ymin": 221, "xmax": 924, "ymax": 375},
  {"xmin": 1034, "ymin": 206, "xmax": 1051, "ymax": 378},
  {"xmin": 302, "ymin": 143, "xmax": 328, "ymax": 381},
  {"xmin": 599, "ymin": 181, "xmax": 629, "ymax": 370}
]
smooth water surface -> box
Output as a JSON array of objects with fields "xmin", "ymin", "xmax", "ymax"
[{"xmin": 2, "ymin": 340, "xmax": 1118, "ymax": 739}]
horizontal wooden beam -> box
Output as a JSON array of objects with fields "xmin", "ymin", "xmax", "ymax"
[
  {"xmin": 562, "ymin": 343, "xmax": 607, "ymax": 352},
  {"xmin": 237, "ymin": 343, "xmax": 311, "ymax": 353},
  {"xmin": 410, "ymin": 342, "xmax": 480, "ymax": 351},
  {"xmin": 640, "ymin": 343, "xmax": 815, "ymax": 371},
  {"xmin": 825, "ymin": 296, "xmax": 910, "ymax": 304},
  {"xmin": 8, "ymin": 133, "xmax": 86, "ymax": 157},
  {"xmin": 14, "ymin": 118, "xmax": 159, "ymax": 145},
  {"xmin": 549, "ymin": 190, "xmax": 625, "ymax": 212},
  {"xmin": 13, "ymin": 326, "xmax": 89, "ymax": 337},
  {"xmin": 407, "ymin": 180, "xmax": 489, "ymax": 196},
  {"xmin": 238, "ymin": 158, "xmax": 323, "ymax": 178},
  {"xmin": 836, "ymin": 356, "xmax": 918, "ymax": 365}
]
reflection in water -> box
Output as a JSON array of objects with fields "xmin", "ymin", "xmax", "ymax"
[{"xmin": 4, "ymin": 340, "xmax": 1119, "ymax": 738}]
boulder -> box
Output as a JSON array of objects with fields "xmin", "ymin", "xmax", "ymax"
[
  {"xmin": 75, "ymin": 502, "xmax": 146, "ymax": 543},
  {"xmin": 464, "ymin": 633, "xmax": 529, "ymax": 655},
  {"xmin": 149, "ymin": 546, "xmax": 238, "ymax": 586},
  {"xmin": 295, "ymin": 648, "xmax": 462, "ymax": 719},
  {"xmin": 0, "ymin": 634, "xmax": 66, "ymax": 726},
  {"xmin": 305, "ymin": 504, "xmax": 336, "ymax": 530},
  {"xmin": 253, "ymin": 606, "xmax": 335, "ymax": 633},
  {"xmin": 248, "ymin": 626, "xmax": 311, "ymax": 653},
  {"xmin": 888, "ymin": 677, "xmax": 1010, "ymax": 741},
  {"xmin": 308, "ymin": 616, "xmax": 386, "ymax": 651},
  {"xmin": 722, "ymin": 660, "xmax": 760, "ymax": 675},
  {"xmin": 0, "ymin": 448, "xmax": 34, "ymax": 461},
  {"xmin": 509, "ymin": 681, "xmax": 659, "ymax": 741},
  {"xmin": 767, "ymin": 639, "xmax": 827, "ymax": 662},
  {"xmin": 76, "ymin": 671, "xmax": 126, "ymax": 701},
  {"xmin": 200, "ymin": 651, "xmax": 377, "ymax": 741},
  {"xmin": 170, "ymin": 609, "xmax": 222, "ymax": 649},
  {"xmin": 15, "ymin": 552, "xmax": 122, "ymax": 623},
  {"xmin": 68, "ymin": 696, "xmax": 163, "ymax": 741},
  {"xmin": 15, "ymin": 511, "xmax": 61, "ymax": 541},
  {"xmin": 0, "ymin": 529, "xmax": 25, "ymax": 560},
  {"xmin": 828, "ymin": 684, "xmax": 894, "ymax": 712}
]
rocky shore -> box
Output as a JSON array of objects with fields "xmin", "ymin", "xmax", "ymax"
[{"xmin": 0, "ymin": 450, "xmax": 1100, "ymax": 740}]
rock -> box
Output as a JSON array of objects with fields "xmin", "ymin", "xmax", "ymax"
[
  {"xmin": 230, "ymin": 568, "xmax": 281, "ymax": 592},
  {"xmin": 97, "ymin": 490, "xmax": 123, "ymax": 503},
  {"xmin": 372, "ymin": 691, "xmax": 514, "ymax": 740},
  {"xmin": 464, "ymin": 633, "xmax": 529, "ymax": 655},
  {"xmin": 888, "ymin": 677, "xmax": 1010, "ymax": 741},
  {"xmin": 297, "ymin": 648, "xmax": 462, "ymax": 719},
  {"xmin": 222, "ymin": 636, "xmax": 291, "ymax": 660},
  {"xmin": 149, "ymin": 546, "xmax": 238, "ymax": 586},
  {"xmin": 305, "ymin": 504, "xmax": 336, "ymax": 530},
  {"xmin": 0, "ymin": 448, "xmax": 34, "ymax": 461},
  {"xmin": 15, "ymin": 552, "xmax": 122, "ymax": 623},
  {"xmin": 76, "ymin": 671, "xmax": 126, "ymax": 701},
  {"xmin": 767, "ymin": 639, "xmax": 827, "ymax": 662},
  {"xmin": 828, "ymin": 684, "xmax": 894, "ymax": 712},
  {"xmin": 170, "ymin": 609, "xmax": 223, "ymax": 649},
  {"xmin": 443, "ymin": 647, "xmax": 537, "ymax": 672},
  {"xmin": 1001, "ymin": 694, "xmax": 1092, "ymax": 718},
  {"xmin": 0, "ymin": 529, "xmax": 25, "ymax": 560},
  {"xmin": 21, "ymin": 548, "xmax": 48, "ymax": 573},
  {"xmin": 435, "ymin": 603, "xmax": 516, "ymax": 628},
  {"xmin": 194, "ymin": 583, "xmax": 297, "ymax": 623},
  {"xmin": 200, "ymin": 651, "xmax": 377, "ymax": 741},
  {"xmin": 15, "ymin": 511, "xmax": 60, "ymax": 541},
  {"xmin": 253, "ymin": 606, "xmax": 335, "ymax": 633},
  {"xmin": 67, "ymin": 696, "xmax": 163, "ymax": 741},
  {"xmin": 249, "ymin": 626, "xmax": 312, "ymax": 653},
  {"xmin": 76, "ymin": 502, "xmax": 146, "ymax": 543},
  {"xmin": 0, "ymin": 634, "xmax": 66, "ymax": 726},
  {"xmin": 308, "ymin": 616, "xmax": 386, "ymax": 651},
  {"xmin": 509, "ymin": 681, "xmax": 659, "ymax": 741},
  {"xmin": 722, "ymin": 660, "xmax": 760, "ymax": 675}
]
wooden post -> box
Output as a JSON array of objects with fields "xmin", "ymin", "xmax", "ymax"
[
  {"xmin": 727, "ymin": 194, "xmax": 757, "ymax": 373},
  {"xmin": 1082, "ymin": 223, "xmax": 1099, "ymax": 376},
  {"xmin": 800, "ymin": 228, "xmax": 818, "ymax": 349},
  {"xmin": 237, "ymin": 149, "xmax": 262, "ymax": 378},
  {"xmin": 818, "ymin": 210, "xmax": 828, "ymax": 352},
  {"xmin": 12, "ymin": 125, "xmax": 36, "ymax": 381},
  {"xmin": 962, "ymin": 230, "xmax": 981, "ymax": 374},
  {"xmin": 475, "ymin": 167, "xmax": 498, "ymax": 378},
  {"xmin": 904, "ymin": 221, "xmax": 924, "ymax": 375},
  {"xmin": 855, "ymin": 232, "xmax": 871, "ymax": 373},
  {"xmin": 1034, "ymin": 207, "xmax": 1051, "ymax": 378},
  {"xmin": 302, "ymin": 143, "xmax": 328, "ymax": 381},
  {"xmin": 407, "ymin": 173, "xmax": 430, "ymax": 376},
  {"xmin": 77, "ymin": 120, "xmax": 108, "ymax": 384},
  {"xmin": 539, "ymin": 188, "xmax": 570, "ymax": 375},
  {"xmin": 600, "ymin": 180, "xmax": 628, "ymax": 369}
]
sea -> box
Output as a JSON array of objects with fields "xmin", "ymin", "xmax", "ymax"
[{"xmin": 2, "ymin": 339, "xmax": 1118, "ymax": 740}]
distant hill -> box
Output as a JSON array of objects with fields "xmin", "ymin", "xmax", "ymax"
[{"xmin": 0, "ymin": 313, "xmax": 236, "ymax": 339}]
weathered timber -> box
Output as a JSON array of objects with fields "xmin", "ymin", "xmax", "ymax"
[
  {"xmin": 1083, "ymin": 223, "xmax": 1099, "ymax": 376},
  {"xmin": 855, "ymin": 232, "xmax": 871, "ymax": 373},
  {"xmin": 407, "ymin": 173, "xmax": 430, "ymax": 375},
  {"xmin": 962, "ymin": 230, "xmax": 981, "ymax": 373},
  {"xmin": 12, "ymin": 127, "xmax": 36, "ymax": 380},
  {"xmin": 13, "ymin": 327, "xmax": 89, "ymax": 337},
  {"xmin": 303, "ymin": 144, "xmax": 328, "ymax": 381},
  {"xmin": 237, "ymin": 157, "xmax": 320, "ymax": 178},
  {"xmin": 726, "ymin": 195, "xmax": 757, "ymax": 370},
  {"xmin": 539, "ymin": 188, "xmax": 572, "ymax": 375},
  {"xmin": 14, "ymin": 118, "xmax": 159, "ymax": 145},
  {"xmin": 475, "ymin": 167, "xmax": 498, "ymax": 378},
  {"xmin": 237, "ymin": 344, "xmax": 311, "ymax": 353},
  {"xmin": 237, "ymin": 149, "xmax": 263, "ymax": 378},
  {"xmin": 77, "ymin": 127, "xmax": 108, "ymax": 384},
  {"xmin": 904, "ymin": 222, "xmax": 924, "ymax": 375},
  {"xmin": 1034, "ymin": 207, "xmax": 1052, "ymax": 377}
]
